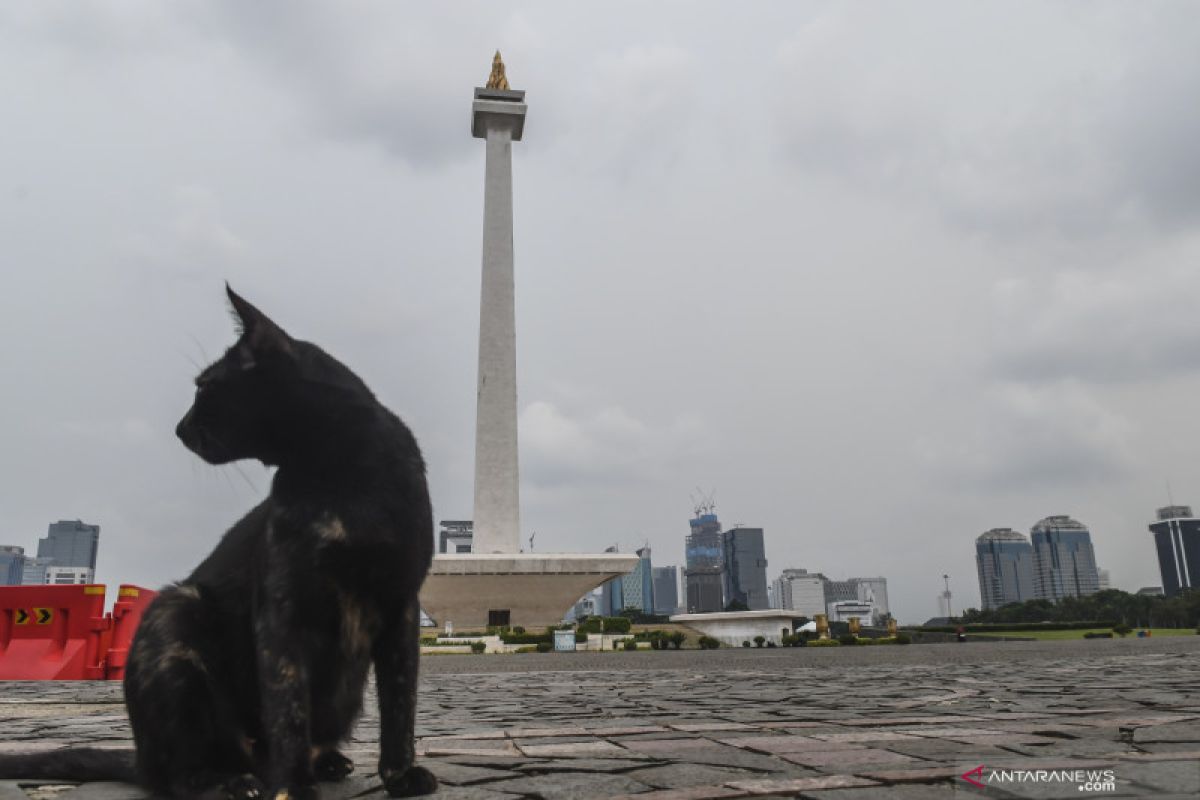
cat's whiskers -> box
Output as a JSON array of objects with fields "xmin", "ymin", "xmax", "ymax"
[
  {"xmin": 231, "ymin": 462, "xmax": 259, "ymax": 494},
  {"xmin": 187, "ymin": 332, "xmax": 211, "ymax": 367},
  {"xmin": 178, "ymin": 349, "xmax": 202, "ymax": 372}
]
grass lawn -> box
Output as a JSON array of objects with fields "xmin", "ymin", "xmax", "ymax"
[{"xmin": 975, "ymin": 628, "xmax": 1197, "ymax": 640}]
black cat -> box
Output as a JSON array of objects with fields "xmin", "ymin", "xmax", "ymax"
[{"xmin": 0, "ymin": 287, "xmax": 437, "ymax": 799}]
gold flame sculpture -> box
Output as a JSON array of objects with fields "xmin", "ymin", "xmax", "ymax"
[
  {"xmin": 815, "ymin": 613, "xmax": 829, "ymax": 640},
  {"xmin": 486, "ymin": 51, "xmax": 510, "ymax": 90}
]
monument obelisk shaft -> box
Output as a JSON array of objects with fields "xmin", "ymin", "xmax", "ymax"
[{"xmin": 472, "ymin": 53, "xmax": 526, "ymax": 555}]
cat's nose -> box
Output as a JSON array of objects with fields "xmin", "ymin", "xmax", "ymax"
[{"xmin": 175, "ymin": 410, "xmax": 194, "ymax": 442}]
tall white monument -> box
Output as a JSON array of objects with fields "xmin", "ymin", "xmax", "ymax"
[
  {"xmin": 419, "ymin": 54, "xmax": 637, "ymax": 628},
  {"xmin": 471, "ymin": 52, "xmax": 524, "ymax": 555}
]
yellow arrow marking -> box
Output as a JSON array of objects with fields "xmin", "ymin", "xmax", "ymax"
[
  {"xmin": 15, "ymin": 609, "xmax": 29, "ymax": 625},
  {"xmin": 34, "ymin": 608, "xmax": 53, "ymax": 625}
]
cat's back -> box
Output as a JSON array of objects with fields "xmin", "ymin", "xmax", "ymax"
[{"xmin": 187, "ymin": 499, "xmax": 272, "ymax": 590}]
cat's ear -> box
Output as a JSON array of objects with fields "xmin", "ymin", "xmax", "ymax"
[{"xmin": 225, "ymin": 284, "xmax": 295, "ymax": 357}]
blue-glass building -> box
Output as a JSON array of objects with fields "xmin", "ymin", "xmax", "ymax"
[
  {"xmin": 1030, "ymin": 515, "xmax": 1100, "ymax": 601},
  {"xmin": 652, "ymin": 566, "xmax": 679, "ymax": 615},
  {"xmin": 620, "ymin": 547, "xmax": 655, "ymax": 615},
  {"xmin": 1149, "ymin": 505, "xmax": 1200, "ymax": 597},
  {"xmin": 722, "ymin": 527, "xmax": 769, "ymax": 610},
  {"xmin": 975, "ymin": 528, "xmax": 1035, "ymax": 610},
  {"xmin": 0, "ymin": 546, "xmax": 25, "ymax": 585},
  {"xmin": 685, "ymin": 513, "xmax": 723, "ymax": 613}
]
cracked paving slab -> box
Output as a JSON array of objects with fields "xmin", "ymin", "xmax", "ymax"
[{"xmin": 1, "ymin": 638, "xmax": 1198, "ymax": 797}]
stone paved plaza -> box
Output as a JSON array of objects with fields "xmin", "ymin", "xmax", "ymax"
[{"xmin": 2, "ymin": 637, "xmax": 1198, "ymax": 798}]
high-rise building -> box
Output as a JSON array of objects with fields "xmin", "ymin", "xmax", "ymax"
[
  {"xmin": 1149, "ymin": 505, "xmax": 1200, "ymax": 597},
  {"xmin": 599, "ymin": 546, "xmax": 625, "ymax": 616},
  {"xmin": 824, "ymin": 579, "xmax": 858, "ymax": 608},
  {"xmin": 852, "ymin": 577, "xmax": 890, "ymax": 624},
  {"xmin": 652, "ymin": 566, "xmax": 679, "ymax": 615},
  {"xmin": 771, "ymin": 568, "xmax": 826, "ymax": 617},
  {"xmin": 21, "ymin": 557, "xmax": 54, "ymax": 586},
  {"xmin": 975, "ymin": 528, "xmax": 1036, "ymax": 610},
  {"xmin": 621, "ymin": 547, "xmax": 655, "ymax": 615},
  {"xmin": 0, "ymin": 546, "xmax": 25, "ymax": 585},
  {"xmin": 1031, "ymin": 515, "xmax": 1100, "ymax": 601},
  {"xmin": 722, "ymin": 527, "xmax": 769, "ymax": 610},
  {"xmin": 438, "ymin": 521, "xmax": 474, "ymax": 554},
  {"xmin": 685, "ymin": 513, "xmax": 724, "ymax": 613},
  {"xmin": 37, "ymin": 520, "xmax": 100, "ymax": 570}
]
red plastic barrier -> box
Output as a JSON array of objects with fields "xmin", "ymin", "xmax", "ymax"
[
  {"xmin": 0, "ymin": 584, "xmax": 109, "ymax": 680},
  {"xmin": 105, "ymin": 584, "xmax": 158, "ymax": 681}
]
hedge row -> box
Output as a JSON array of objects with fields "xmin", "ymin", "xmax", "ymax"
[
  {"xmin": 499, "ymin": 632, "xmax": 587, "ymax": 645},
  {"xmin": 918, "ymin": 621, "xmax": 1116, "ymax": 633},
  {"xmin": 577, "ymin": 616, "xmax": 632, "ymax": 634}
]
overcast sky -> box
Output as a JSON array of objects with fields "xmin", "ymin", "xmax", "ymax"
[{"xmin": 3, "ymin": 2, "xmax": 1200, "ymax": 622}]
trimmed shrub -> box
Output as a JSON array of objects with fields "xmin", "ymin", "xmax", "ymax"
[
  {"xmin": 766, "ymin": 641, "xmax": 777, "ymax": 648},
  {"xmin": 470, "ymin": 641, "xmax": 486, "ymax": 654},
  {"xmin": 1084, "ymin": 632, "xmax": 1113, "ymax": 639},
  {"xmin": 807, "ymin": 638, "xmax": 841, "ymax": 647},
  {"xmin": 698, "ymin": 635, "xmax": 720, "ymax": 649},
  {"xmin": 837, "ymin": 634, "xmax": 858, "ymax": 646},
  {"xmin": 623, "ymin": 639, "xmax": 638, "ymax": 651},
  {"xmin": 499, "ymin": 632, "xmax": 552, "ymax": 645},
  {"xmin": 753, "ymin": 636, "xmax": 766, "ymax": 648},
  {"xmin": 536, "ymin": 642, "xmax": 552, "ymax": 652},
  {"xmin": 1113, "ymin": 624, "xmax": 1133, "ymax": 638},
  {"xmin": 742, "ymin": 641, "xmax": 751, "ymax": 648},
  {"xmin": 668, "ymin": 631, "xmax": 686, "ymax": 650}
]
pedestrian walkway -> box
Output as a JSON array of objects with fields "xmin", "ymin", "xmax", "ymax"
[{"xmin": 1, "ymin": 638, "xmax": 1198, "ymax": 798}]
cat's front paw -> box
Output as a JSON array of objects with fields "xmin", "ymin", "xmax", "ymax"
[
  {"xmin": 193, "ymin": 773, "xmax": 265, "ymax": 800},
  {"xmin": 313, "ymin": 748, "xmax": 355, "ymax": 781},
  {"xmin": 269, "ymin": 784, "xmax": 318, "ymax": 800},
  {"xmin": 380, "ymin": 764, "xmax": 437, "ymax": 797}
]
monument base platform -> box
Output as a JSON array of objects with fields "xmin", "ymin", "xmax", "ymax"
[{"xmin": 420, "ymin": 553, "xmax": 640, "ymax": 629}]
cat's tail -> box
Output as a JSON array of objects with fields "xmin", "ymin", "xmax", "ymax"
[{"xmin": 0, "ymin": 747, "xmax": 138, "ymax": 783}]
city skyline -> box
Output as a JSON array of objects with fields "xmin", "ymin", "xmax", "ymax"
[
  {"xmin": 2, "ymin": 4, "xmax": 1199, "ymax": 622},
  {"xmin": 0, "ymin": 519, "xmax": 101, "ymax": 586}
]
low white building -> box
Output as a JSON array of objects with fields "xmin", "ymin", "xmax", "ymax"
[
  {"xmin": 44, "ymin": 566, "xmax": 95, "ymax": 585},
  {"xmin": 827, "ymin": 600, "xmax": 873, "ymax": 623},
  {"xmin": 670, "ymin": 609, "xmax": 803, "ymax": 646}
]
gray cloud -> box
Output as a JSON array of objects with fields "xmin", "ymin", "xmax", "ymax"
[
  {"xmin": 771, "ymin": 3, "xmax": 1200, "ymax": 239},
  {"xmin": 915, "ymin": 382, "xmax": 1136, "ymax": 493},
  {"xmin": 990, "ymin": 260, "xmax": 1200, "ymax": 385}
]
